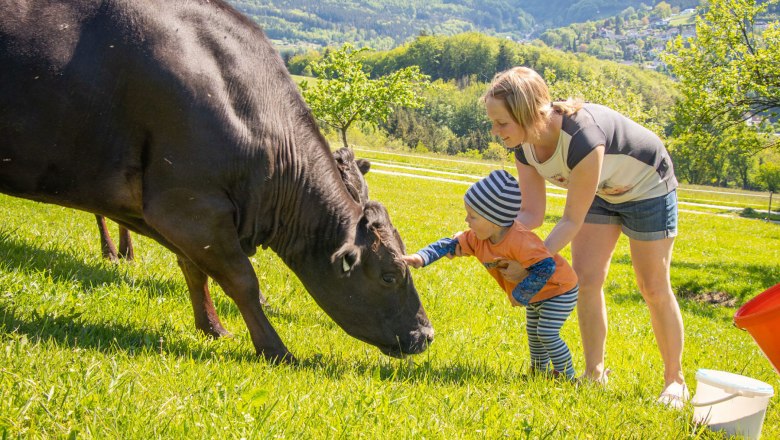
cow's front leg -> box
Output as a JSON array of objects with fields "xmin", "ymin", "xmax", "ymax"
[
  {"xmin": 217, "ymin": 263, "xmax": 296, "ymax": 363},
  {"xmin": 177, "ymin": 255, "xmax": 231, "ymax": 338},
  {"xmin": 144, "ymin": 191, "xmax": 294, "ymax": 363}
]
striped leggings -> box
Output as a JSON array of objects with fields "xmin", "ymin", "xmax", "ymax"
[{"xmin": 526, "ymin": 286, "xmax": 579, "ymax": 379}]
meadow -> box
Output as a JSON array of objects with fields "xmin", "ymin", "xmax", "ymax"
[{"xmin": 1, "ymin": 148, "xmax": 778, "ymax": 439}]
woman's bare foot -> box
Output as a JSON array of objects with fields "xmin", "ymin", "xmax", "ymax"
[
  {"xmin": 657, "ymin": 381, "xmax": 689, "ymax": 409},
  {"xmin": 579, "ymin": 368, "xmax": 612, "ymax": 385}
]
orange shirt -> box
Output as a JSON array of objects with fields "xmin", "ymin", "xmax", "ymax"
[{"xmin": 457, "ymin": 221, "xmax": 578, "ymax": 306}]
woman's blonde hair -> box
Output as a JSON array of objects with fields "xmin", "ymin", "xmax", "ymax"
[{"xmin": 482, "ymin": 67, "xmax": 582, "ymax": 140}]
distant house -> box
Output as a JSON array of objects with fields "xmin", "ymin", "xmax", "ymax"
[
  {"xmin": 651, "ymin": 19, "xmax": 667, "ymax": 29},
  {"xmin": 755, "ymin": 21, "xmax": 770, "ymax": 32},
  {"xmin": 747, "ymin": 115, "xmax": 764, "ymax": 127},
  {"xmin": 598, "ymin": 27, "xmax": 615, "ymax": 38}
]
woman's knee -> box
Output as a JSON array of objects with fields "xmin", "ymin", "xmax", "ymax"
[
  {"xmin": 638, "ymin": 281, "xmax": 675, "ymax": 306},
  {"xmin": 575, "ymin": 273, "xmax": 608, "ymax": 294}
]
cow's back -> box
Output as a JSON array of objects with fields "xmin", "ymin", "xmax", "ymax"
[{"xmin": 0, "ymin": 0, "xmax": 314, "ymax": 221}]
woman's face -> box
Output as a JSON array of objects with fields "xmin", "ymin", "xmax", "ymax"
[{"xmin": 485, "ymin": 96, "xmax": 527, "ymax": 149}]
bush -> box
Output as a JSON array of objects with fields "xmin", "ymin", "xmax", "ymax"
[
  {"xmin": 456, "ymin": 149, "xmax": 483, "ymax": 160},
  {"xmin": 482, "ymin": 142, "xmax": 512, "ymax": 162}
]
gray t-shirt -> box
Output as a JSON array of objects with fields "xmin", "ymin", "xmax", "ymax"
[{"xmin": 514, "ymin": 103, "xmax": 677, "ymax": 204}]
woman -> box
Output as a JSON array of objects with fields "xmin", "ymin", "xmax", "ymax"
[{"xmin": 483, "ymin": 67, "xmax": 687, "ymax": 407}]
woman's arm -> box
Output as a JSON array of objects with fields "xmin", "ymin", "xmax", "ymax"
[
  {"xmin": 515, "ymin": 159, "xmax": 547, "ymax": 229},
  {"xmin": 498, "ymin": 159, "xmax": 546, "ymax": 282},
  {"xmin": 543, "ymin": 146, "xmax": 604, "ymax": 255}
]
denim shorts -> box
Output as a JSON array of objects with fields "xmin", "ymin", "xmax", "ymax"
[{"xmin": 584, "ymin": 190, "xmax": 678, "ymax": 241}]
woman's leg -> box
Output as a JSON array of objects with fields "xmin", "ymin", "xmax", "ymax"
[
  {"xmin": 536, "ymin": 288, "xmax": 579, "ymax": 379},
  {"xmin": 571, "ymin": 223, "xmax": 622, "ymax": 381},
  {"xmin": 629, "ymin": 237, "xmax": 686, "ymax": 399},
  {"xmin": 525, "ymin": 304, "xmax": 550, "ymax": 372}
]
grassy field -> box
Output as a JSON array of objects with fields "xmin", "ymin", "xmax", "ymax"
[{"xmin": 1, "ymin": 150, "xmax": 779, "ymax": 438}]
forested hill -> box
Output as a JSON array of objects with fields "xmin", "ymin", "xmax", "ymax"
[{"xmin": 227, "ymin": 0, "xmax": 699, "ymax": 49}]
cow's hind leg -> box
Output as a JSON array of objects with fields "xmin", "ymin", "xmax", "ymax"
[
  {"xmin": 96, "ymin": 215, "xmax": 119, "ymax": 262},
  {"xmin": 177, "ymin": 256, "xmax": 231, "ymax": 338},
  {"xmin": 145, "ymin": 193, "xmax": 293, "ymax": 363},
  {"xmin": 118, "ymin": 225, "xmax": 134, "ymax": 260}
]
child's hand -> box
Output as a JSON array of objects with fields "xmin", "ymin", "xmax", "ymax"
[
  {"xmin": 401, "ymin": 254, "xmax": 424, "ymax": 268},
  {"xmin": 449, "ymin": 231, "xmax": 464, "ymax": 258}
]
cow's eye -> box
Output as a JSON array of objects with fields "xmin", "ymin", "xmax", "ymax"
[{"xmin": 381, "ymin": 273, "xmax": 397, "ymax": 285}]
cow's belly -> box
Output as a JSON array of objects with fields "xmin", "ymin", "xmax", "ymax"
[{"xmin": 0, "ymin": 148, "xmax": 143, "ymax": 217}]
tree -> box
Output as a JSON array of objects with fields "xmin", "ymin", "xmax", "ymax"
[
  {"xmin": 495, "ymin": 40, "xmax": 517, "ymax": 72},
  {"xmin": 663, "ymin": 0, "xmax": 780, "ymax": 150},
  {"xmin": 756, "ymin": 162, "xmax": 780, "ymax": 192},
  {"xmin": 652, "ymin": 2, "xmax": 673, "ymax": 20},
  {"xmin": 299, "ymin": 44, "xmax": 430, "ymax": 148}
]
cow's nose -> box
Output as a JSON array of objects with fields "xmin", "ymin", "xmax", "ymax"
[
  {"xmin": 422, "ymin": 325, "xmax": 434, "ymax": 344},
  {"xmin": 416, "ymin": 325, "xmax": 434, "ymax": 350}
]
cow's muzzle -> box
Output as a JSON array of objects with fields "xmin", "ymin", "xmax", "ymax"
[{"xmin": 382, "ymin": 325, "xmax": 434, "ymax": 358}]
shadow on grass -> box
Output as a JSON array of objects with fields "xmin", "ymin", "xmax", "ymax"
[
  {"xmin": 671, "ymin": 261, "xmax": 779, "ymax": 302},
  {"xmin": 0, "ymin": 300, "xmax": 518, "ymax": 384},
  {"xmin": 0, "ymin": 302, "xmax": 252, "ymax": 362},
  {"xmin": 607, "ymin": 255, "xmax": 778, "ymax": 321},
  {"xmin": 0, "ymin": 230, "xmax": 295, "ymax": 321},
  {"xmin": 0, "ymin": 232, "xmax": 525, "ymax": 383},
  {"xmin": 294, "ymin": 353, "xmax": 515, "ymax": 385},
  {"xmin": 0, "ymin": 229, "xmax": 183, "ymax": 297}
]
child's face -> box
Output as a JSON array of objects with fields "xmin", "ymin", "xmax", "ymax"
[
  {"xmin": 485, "ymin": 96, "xmax": 528, "ymax": 148},
  {"xmin": 464, "ymin": 204, "xmax": 503, "ymax": 242}
]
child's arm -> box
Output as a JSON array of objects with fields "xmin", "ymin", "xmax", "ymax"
[
  {"xmin": 510, "ymin": 257, "xmax": 556, "ymax": 306},
  {"xmin": 402, "ymin": 237, "xmax": 459, "ymax": 268}
]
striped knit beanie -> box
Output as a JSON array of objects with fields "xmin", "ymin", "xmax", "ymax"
[{"xmin": 464, "ymin": 170, "xmax": 522, "ymax": 226}]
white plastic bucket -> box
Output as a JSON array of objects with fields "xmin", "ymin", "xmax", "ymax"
[{"xmin": 692, "ymin": 369, "xmax": 774, "ymax": 439}]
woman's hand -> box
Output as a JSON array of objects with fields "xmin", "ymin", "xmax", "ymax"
[{"xmin": 497, "ymin": 259, "xmax": 528, "ymax": 283}]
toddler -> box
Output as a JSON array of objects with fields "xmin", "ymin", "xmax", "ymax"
[{"xmin": 402, "ymin": 170, "xmax": 580, "ymax": 379}]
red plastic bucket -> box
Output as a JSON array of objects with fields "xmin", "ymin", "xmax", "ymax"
[{"xmin": 734, "ymin": 283, "xmax": 780, "ymax": 375}]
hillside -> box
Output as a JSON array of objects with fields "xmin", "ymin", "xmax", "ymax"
[{"xmin": 226, "ymin": 0, "xmax": 700, "ymax": 50}]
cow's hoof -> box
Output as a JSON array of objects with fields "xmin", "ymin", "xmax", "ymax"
[{"xmin": 200, "ymin": 325, "xmax": 232, "ymax": 339}]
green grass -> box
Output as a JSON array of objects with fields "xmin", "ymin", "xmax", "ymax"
[{"xmin": 1, "ymin": 159, "xmax": 779, "ymax": 438}]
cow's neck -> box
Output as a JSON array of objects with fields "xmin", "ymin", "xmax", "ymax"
[{"xmin": 262, "ymin": 141, "xmax": 360, "ymax": 266}]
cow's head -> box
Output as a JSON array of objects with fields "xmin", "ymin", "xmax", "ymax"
[{"xmin": 294, "ymin": 201, "xmax": 433, "ymax": 357}]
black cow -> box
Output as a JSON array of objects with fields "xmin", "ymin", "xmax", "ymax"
[
  {"xmin": 94, "ymin": 147, "xmax": 370, "ymax": 262},
  {"xmin": 0, "ymin": 0, "xmax": 433, "ymax": 362}
]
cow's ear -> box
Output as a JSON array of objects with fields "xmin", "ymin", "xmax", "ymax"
[
  {"xmin": 331, "ymin": 243, "xmax": 361, "ymax": 276},
  {"xmin": 363, "ymin": 201, "xmax": 389, "ymax": 231},
  {"xmin": 356, "ymin": 159, "xmax": 370, "ymax": 175}
]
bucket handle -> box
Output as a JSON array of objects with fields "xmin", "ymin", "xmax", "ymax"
[{"xmin": 690, "ymin": 393, "xmax": 740, "ymax": 407}]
